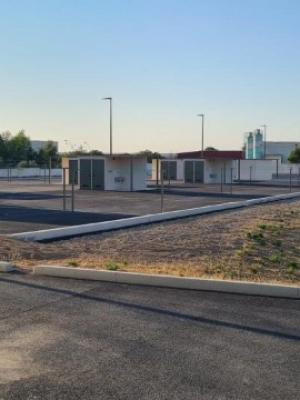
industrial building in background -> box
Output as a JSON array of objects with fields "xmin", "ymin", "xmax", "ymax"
[
  {"xmin": 244, "ymin": 130, "xmax": 300, "ymax": 162},
  {"xmin": 244, "ymin": 129, "xmax": 264, "ymax": 159},
  {"xmin": 265, "ymin": 141, "xmax": 300, "ymax": 162}
]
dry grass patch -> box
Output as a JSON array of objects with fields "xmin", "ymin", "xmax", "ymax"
[{"xmin": 1, "ymin": 201, "xmax": 299, "ymax": 285}]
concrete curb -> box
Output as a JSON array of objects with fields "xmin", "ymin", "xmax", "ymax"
[
  {"xmin": 9, "ymin": 191, "xmax": 300, "ymax": 242},
  {"xmin": 0, "ymin": 261, "xmax": 15, "ymax": 272},
  {"xmin": 33, "ymin": 265, "xmax": 300, "ymax": 299}
]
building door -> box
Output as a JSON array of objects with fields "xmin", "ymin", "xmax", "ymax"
[
  {"xmin": 161, "ymin": 160, "xmax": 177, "ymax": 181},
  {"xmin": 184, "ymin": 161, "xmax": 194, "ymax": 183},
  {"xmin": 194, "ymin": 161, "xmax": 204, "ymax": 183},
  {"xmin": 92, "ymin": 159, "xmax": 105, "ymax": 190},
  {"xmin": 69, "ymin": 160, "xmax": 78, "ymax": 185},
  {"xmin": 79, "ymin": 159, "xmax": 92, "ymax": 189},
  {"xmin": 168, "ymin": 161, "xmax": 177, "ymax": 180}
]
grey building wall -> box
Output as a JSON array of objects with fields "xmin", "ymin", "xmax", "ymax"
[{"xmin": 266, "ymin": 141, "xmax": 300, "ymax": 162}]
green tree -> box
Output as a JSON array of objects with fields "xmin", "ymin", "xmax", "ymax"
[
  {"xmin": 0, "ymin": 134, "xmax": 8, "ymax": 165},
  {"xmin": 138, "ymin": 149, "xmax": 161, "ymax": 163},
  {"xmin": 6, "ymin": 130, "xmax": 33, "ymax": 166},
  {"xmin": 288, "ymin": 147, "xmax": 300, "ymax": 163},
  {"xmin": 205, "ymin": 146, "xmax": 218, "ymax": 151},
  {"xmin": 36, "ymin": 141, "xmax": 60, "ymax": 167}
]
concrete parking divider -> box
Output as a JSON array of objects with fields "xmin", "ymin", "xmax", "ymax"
[
  {"xmin": 33, "ymin": 265, "xmax": 300, "ymax": 299},
  {"xmin": 0, "ymin": 261, "xmax": 15, "ymax": 272},
  {"xmin": 9, "ymin": 191, "xmax": 300, "ymax": 242}
]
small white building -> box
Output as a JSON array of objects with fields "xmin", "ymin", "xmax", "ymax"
[
  {"xmin": 152, "ymin": 151, "xmax": 244, "ymax": 184},
  {"xmin": 62, "ymin": 154, "xmax": 147, "ymax": 191},
  {"xmin": 151, "ymin": 148, "xmax": 300, "ymax": 184}
]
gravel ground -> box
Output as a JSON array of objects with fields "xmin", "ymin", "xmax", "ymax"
[{"xmin": 1, "ymin": 201, "xmax": 300, "ymax": 284}]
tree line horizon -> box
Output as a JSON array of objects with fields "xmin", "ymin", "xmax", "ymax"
[{"xmin": 1, "ymin": 130, "xmax": 299, "ymax": 167}]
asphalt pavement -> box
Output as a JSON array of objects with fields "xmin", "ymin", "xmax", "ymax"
[{"xmin": 0, "ymin": 272, "xmax": 299, "ymax": 400}]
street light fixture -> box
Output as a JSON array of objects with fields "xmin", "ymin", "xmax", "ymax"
[
  {"xmin": 197, "ymin": 113, "xmax": 205, "ymax": 159},
  {"xmin": 103, "ymin": 97, "xmax": 113, "ymax": 156}
]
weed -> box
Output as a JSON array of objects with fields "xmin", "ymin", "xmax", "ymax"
[
  {"xmin": 247, "ymin": 231, "xmax": 266, "ymax": 246},
  {"xmin": 258, "ymin": 224, "xmax": 267, "ymax": 230},
  {"xmin": 236, "ymin": 247, "xmax": 250, "ymax": 258},
  {"xmin": 287, "ymin": 261, "xmax": 298, "ymax": 273},
  {"xmin": 272, "ymin": 239, "xmax": 282, "ymax": 248},
  {"xmin": 105, "ymin": 261, "xmax": 120, "ymax": 271},
  {"xmin": 250, "ymin": 265, "xmax": 259, "ymax": 274},
  {"xmin": 268, "ymin": 253, "xmax": 282, "ymax": 263},
  {"xmin": 67, "ymin": 260, "xmax": 79, "ymax": 267},
  {"xmin": 287, "ymin": 266, "xmax": 296, "ymax": 275}
]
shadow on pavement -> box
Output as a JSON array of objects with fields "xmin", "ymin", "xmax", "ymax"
[
  {"xmin": 0, "ymin": 191, "xmax": 63, "ymax": 200},
  {"xmin": 142, "ymin": 188, "xmax": 268, "ymax": 199},
  {"xmin": 1, "ymin": 276, "xmax": 299, "ymax": 342},
  {"xmin": 0, "ymin": 205, "xmax": 135, "ymax": 226}
]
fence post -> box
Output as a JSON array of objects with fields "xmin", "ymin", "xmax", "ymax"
[
  {"xmin": 71, "ymin": 169, "xmax": 75, "ymax": 212},
  {"xmin": 220, "ymin": 168, "xmax": 223, "ymax": 193},
  {"xmin": 63, "ymin": 168, "xmax": 67, "ymax": 211},
  {"xmin": 48, "ymin": 157, "xmax": 52, "ymax": 184},
  {"xmin": 289, "ymin": 167, "xmax": 292, "ymax": 193},
  {"xmin": 160, "ymin": 168, "xmax": 164, "ymax": 212},
  {"xmin": 156, "ymin": 157, "xmax": 159, "ymax": 188}
]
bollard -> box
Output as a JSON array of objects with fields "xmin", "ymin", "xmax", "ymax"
[{"xmin": 230, "ymin": 168, "xmax": 233, "ymax": 195}]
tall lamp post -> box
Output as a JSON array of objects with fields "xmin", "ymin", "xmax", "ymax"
[
  {"xmin": 261, "ymin": 124, "xmax": 267, "ymax": 159},
  {"xmin": 103, "ymin": 97, "xmax": 113, "ymax": 156},
  {"xmin": 197, "ymin": 113, "xmax": 205, "ymax": 159}
]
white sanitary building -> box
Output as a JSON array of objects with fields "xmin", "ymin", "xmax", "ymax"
[{"xmin": 62, "ymin": 154, "xmax": 148, "ymax": 191}]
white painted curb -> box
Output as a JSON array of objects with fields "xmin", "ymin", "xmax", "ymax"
[
  {"xmin": 0, "ymin": 261, "xmax": 15, "ymax": 272},
  {"xmin": 33, "ymin": 266, "xmax": 300, "ymax": 298},
  {"xmin": 9, "ymin": 191, "xmax": 300, "ymax": 242}
]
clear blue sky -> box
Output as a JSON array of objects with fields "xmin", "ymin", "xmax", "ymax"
[{"xmin": 0, "ymin": 0, "xmax": 299, "ymax": 153}]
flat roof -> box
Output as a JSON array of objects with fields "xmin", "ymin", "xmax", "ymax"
[
  {"xmin": 177, "ymin": 150, "xmax": 245, "ymax": 160},
  {"xmin": 65, "ymin": 153, "xmax": 147, "ymax": 160}
]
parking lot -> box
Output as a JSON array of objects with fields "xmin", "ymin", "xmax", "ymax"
[
  {"xmin": 0, "ymin": 180, "xmax": 297, "ymax": 234},
  {"xmin": 0, "ymin": 272, "xmax": 299, "ymax": 400}
]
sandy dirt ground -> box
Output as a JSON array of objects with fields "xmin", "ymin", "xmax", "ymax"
[{"xmin": 1, "ymin": 201, "xmax": 299, "ymax": 285}]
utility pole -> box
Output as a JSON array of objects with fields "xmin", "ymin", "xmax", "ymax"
[
  {"xmin": 103, "ymin": 97, "xmax": 113, "ymax": 156},
  {"xmin": 197, "ymin": 114, "xmax": 205, "ymax": 159},
  {"xmin": 261, "ymin": 124, "xmax": 267, "ymax": 159}
]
